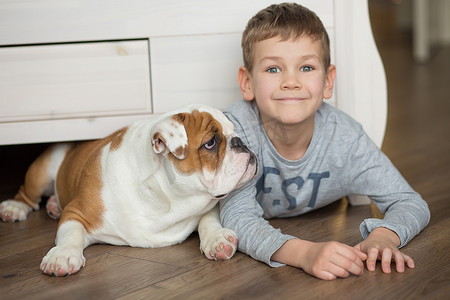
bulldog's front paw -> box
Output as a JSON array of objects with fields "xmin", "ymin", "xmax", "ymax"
[
  {"xmin": 200, "ymin": 228, "xmax": 238, "ymax": 260},
  {"xmin": 0, "ymin": 200, "xmax": 32, "ymax": 222},
  {"xmin": 40, "ymin": 245, "xmax": 86, "ymax": 277}
]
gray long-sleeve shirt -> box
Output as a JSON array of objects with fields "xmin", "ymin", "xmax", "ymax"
[{"xmin": 221, "ymin": 100, "xmax": 430, "ymax": 267}]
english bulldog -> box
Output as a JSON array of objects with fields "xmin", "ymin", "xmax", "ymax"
[{"xmin": 0, "ymin": 105, "xmax": 257, "ymax": 277}]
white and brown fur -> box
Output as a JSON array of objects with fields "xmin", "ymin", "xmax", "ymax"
[{"xmin": 0, "ymin": 105, "xmax": 257, "ymax": 277}]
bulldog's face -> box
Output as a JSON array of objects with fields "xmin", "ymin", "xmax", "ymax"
[{"xmin": 151, "ymin": 106, "xmax": 257, "ymax": 198}]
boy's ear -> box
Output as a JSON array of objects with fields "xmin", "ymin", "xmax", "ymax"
[
  {"xmin": 323, "ymin": 65, "xmax": 336, "ymax": 99},
  {"xmin": 238, "ymin": 66, "xmax": 255, "ymax": 101}
]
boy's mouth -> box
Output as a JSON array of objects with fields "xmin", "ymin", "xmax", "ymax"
[{"xmin": 275, "ymin": 97, "xmax": 308, "ymax": 102}]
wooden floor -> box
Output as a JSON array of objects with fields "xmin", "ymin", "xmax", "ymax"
[{"xmin": 1, "ymin": 1, "xmax": 449, "ymax": 299}]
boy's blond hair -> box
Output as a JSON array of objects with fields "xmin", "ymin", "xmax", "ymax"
[{"xmin": 242, "ymin": 3, "xmax": 331, "ymax": 72}]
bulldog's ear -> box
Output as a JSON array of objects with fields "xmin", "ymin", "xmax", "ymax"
[{"xmin": 151, "ymin": 114, "xmax": 188, "ymax": 160}]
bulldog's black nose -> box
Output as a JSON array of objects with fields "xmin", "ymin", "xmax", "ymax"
[
  {"xmin": 231, "ymin": 136, "xmax": 258, "ymax": 168},
  {"xmin": 231, "ymin": 137, "xmax": 244, "ymax": 148}
]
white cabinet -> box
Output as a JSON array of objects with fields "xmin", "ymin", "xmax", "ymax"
[
  {"xmin": 150, "ymin": 33, "xmax": 243, "ymax": 113},
  {"xmin": 0, "ymin": 0, "xmax": 386, "ymax": 152},
  {"xmin": 0, "ymin": 40, "xmax": 151, "ymax": 122}
]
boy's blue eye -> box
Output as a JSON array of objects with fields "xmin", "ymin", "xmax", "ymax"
[
  {"xmin": 267, "ymin": 67, "xmax": 281, "ymax": 73},
  {"xmin": 301, "ymin": 66, "xmax": 314, "ymax": 72}
]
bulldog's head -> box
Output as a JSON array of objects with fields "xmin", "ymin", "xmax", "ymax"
[{"xmin": 151, "ymin": 105, "xmax": 257, "ymax": 198}]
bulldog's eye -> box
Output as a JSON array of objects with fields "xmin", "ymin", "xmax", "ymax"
[{"xmin": 203, "ymin": 136, "xmax": 217, "ymax": 151}]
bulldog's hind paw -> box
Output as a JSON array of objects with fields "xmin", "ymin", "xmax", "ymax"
[
  {"xmin": 46, "ymin": 195, "xmax": 61, "ymax": 220},
  {"xmin": 0, "ymin": 200, "xmax": 32, "ymax": 222},
  {"xmin": 200, "ymin": 228, "xmax": 238, "ymax": 261},
  {"xmin": 40, "ymin": 245, "xmax": 86, "ymax": 277}
]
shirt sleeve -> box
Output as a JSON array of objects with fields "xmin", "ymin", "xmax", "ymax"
[
  {"xmin": 346, "ymin": 130, "xmax": 430, "ymax": 247},
  {"xmin": 220, "ymin": 182, "xmax": 296, "ymax": 267}
]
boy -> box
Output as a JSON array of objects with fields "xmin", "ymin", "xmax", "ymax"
[{"xmin": 220, "ymin": 3, "xmax": 430, "ymax": 280}]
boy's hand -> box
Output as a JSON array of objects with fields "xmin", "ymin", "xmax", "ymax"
[
  {"xmin": 355, "ymin": 227, "xmax": 415, "ymax": 273},
  {"xmin": 272, "ymin": 239, "xmax": 367, "ymax": 280},
  {"xmin": 302, "ymin": 241, "xmax": 368, "ymax": 280}
]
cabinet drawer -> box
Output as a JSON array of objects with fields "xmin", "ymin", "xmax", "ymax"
[{"xmin": 0, "ymin": 40, "xmax": 151, "ymax": 122}]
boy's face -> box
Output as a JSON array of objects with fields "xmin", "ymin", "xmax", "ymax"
[{"xmin": 238, "ymin": 36, "xmax": 335, "ymax": 130}]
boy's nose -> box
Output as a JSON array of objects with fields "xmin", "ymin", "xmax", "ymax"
[{"xmin": 281, "ymin": 72, "xmax": 302, "ymax": 89}]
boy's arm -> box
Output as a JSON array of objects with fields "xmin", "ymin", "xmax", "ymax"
[
  {"xmin": 220, "ymin": 184, "xmax": 294, "ymax": 267},
  {"xmin": 220, "ymin": 184, "xmax": 367, "ymax": 280},
  {"xmin": 346, "ymin": 130, "xmax": 429, "ymax": 271},
  {"xmin": 347, "ymin": 130, "xmax": 430, "ymax": 244}
]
